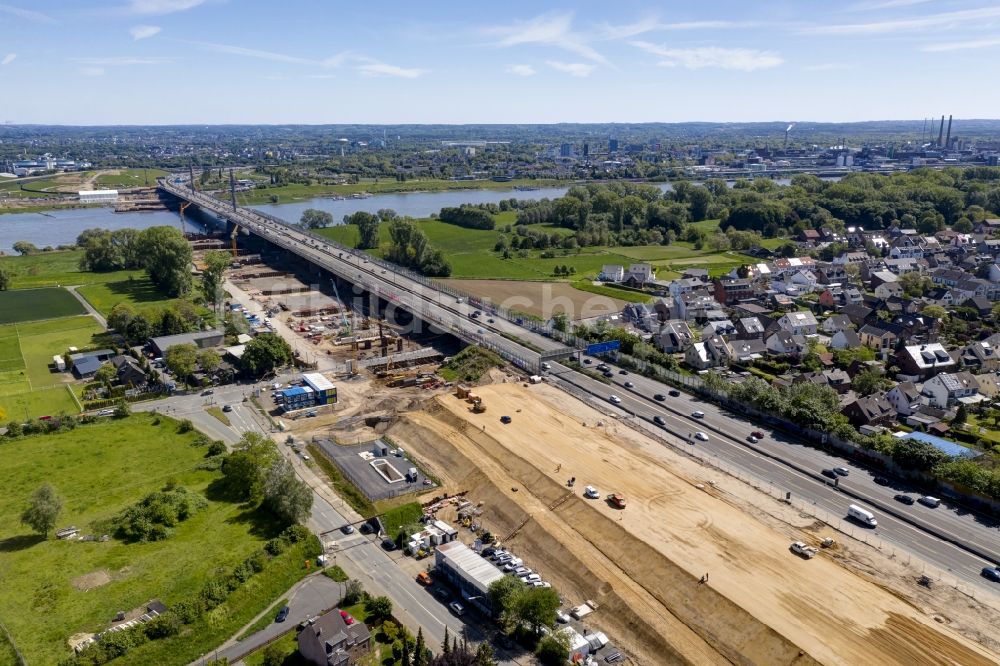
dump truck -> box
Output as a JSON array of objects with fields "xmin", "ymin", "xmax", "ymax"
[
  {"xmin": 471, "ymin": 398, "xmax": 486, "ymax": 413},
  {"xmin": 608, "ymin": 493, "xmax": 627, "ymax": 509}
]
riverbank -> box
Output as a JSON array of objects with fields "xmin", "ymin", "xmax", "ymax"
[{"xmin": 234, "ymin": 177, "xmax": 570, "ymax": 204}]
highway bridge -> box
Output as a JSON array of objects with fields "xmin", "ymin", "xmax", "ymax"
[{"xmin": 158, "ymin": 176, "xmax": 1000, "ymax": 595}]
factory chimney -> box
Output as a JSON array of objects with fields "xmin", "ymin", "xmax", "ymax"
[
  {"xmin": 944, "ymin": 115, "xmax": 953, "ymax": 150},
  {"xmin": 937, "ymin": 115, "xmax": 945, "ymax": 148}
]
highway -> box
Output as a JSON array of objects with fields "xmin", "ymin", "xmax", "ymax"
[{"xmin": 160, "ymin": 177, "xmax": 1000, "ymax": 597}]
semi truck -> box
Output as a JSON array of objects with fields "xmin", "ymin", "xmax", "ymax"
[{"xmin": 847, "ymin": 504, "xmax": 878, "ymax": 527}]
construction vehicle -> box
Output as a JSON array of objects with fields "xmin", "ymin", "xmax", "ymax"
[
  {"xmin": 790, "ymin": 541, "xmax": 818, "ymax": 559},
  {"xmin": 607, "ymin": 493, "xmax": 627, "ymax": 509},
  {"xmin": 471, "ymin": 398, "xmax": 486, "ymax": 413}
]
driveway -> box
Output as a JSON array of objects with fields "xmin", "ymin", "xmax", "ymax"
[{"xmin": 65, "ymin": 285, "xmax": 107, "ymax": 328}]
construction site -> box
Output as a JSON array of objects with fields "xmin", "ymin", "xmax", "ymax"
[{"xmin": 281, "ymin": 357, "xmax": 1000, "ymax": 666}]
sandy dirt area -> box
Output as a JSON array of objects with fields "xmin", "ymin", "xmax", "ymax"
[
  {"xmin": 442, "ymin": 278, "xmax": 628, "ymax": 320},
  {"xmin": 389, "ymin": 382, "xmax": 1000, "ymax": 666}
]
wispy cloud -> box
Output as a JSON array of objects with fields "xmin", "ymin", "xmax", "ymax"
[
  {"xmin": 71, "ymin": 56, "xmax": 174, "ymax": 65},
  {"xmin": 129, "ymin": 24, "xmax": 161, "ymax": 40},
  {"xmin": 192, "ymin": 41, "xmax": 423, "ymax": 77},
  {"xmin": 802, "ymin": 62, "xmax": 853, "ymax": 71},
  {"xmin": 546, "ymin": 60, "xmax": 594, "ymax": 77},
  {"xmin": 631, "ymin": 42, "xmax": 783, "ymax": 71},
  {"xmin": 921, "ymin": 36, "xmax": 1000, "ymax": 52},
  {"xmin": 0, "ymin": 3, "xmax": 56, "ymax": 23},
  {"xmin": 1, "ymin": 53, "xmax": 16, "ymax": 66},
  {"xmin": 485, "ymin": 12, "xmax": 607, "ymax": 64},
  {"xmin": 128, "ymin": 0, "xmax": 206, "ymax": 14},
  {"xmin": 80, "ymin": 67, "xmax": 105, "ymax": 77},
  {"xmin": 357, "ymin": 62, "xmax": 426, "ymax": 78},
  {"xmin": 847, "ymin": 0, "xmax": 933, "ymax": 11},
  {"xmin": 595, "ymin": 16, "xmax": 661, "ymax": 40},
  {"xmin": 505, "ymin": 64, "xmax": 536, "ymax": 76},
  {"xmin": 802, "ymin": 6, "xmax": 1000, "ymax": 35}
]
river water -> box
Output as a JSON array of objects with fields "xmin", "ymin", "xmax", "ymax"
[{"xmin": 0, "ymin": 177, "xmax": 820, "ymax": 252}]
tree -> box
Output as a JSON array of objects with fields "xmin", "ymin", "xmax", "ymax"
[
  {"xmin": 922, "ymin": 304, "xmax": 948, "ymax": 321},
  {"xmin": 357, "ymin": 215, "xmax": 381, "ymax": 250},
  {"xmin": 165, "ymin": 343, "xmax": 199, "ymax": 382},
  {"xmin": 899, "ymin": 272, "xmax": 931, "ymax": 298},
  {"xmin": 241, "ymin": 332, "xmax": 293, "ymax": 377},
  {"xmin": 343, "ymin": 579, "xmax": 364, "ymax": 606},
  {"xmin": 414, "ymin": 628, "xmax": 429, "ymax": 666},
  {"xmin": 474, "ymin": 642, "xmax": 496, "ymax": 666},
  {"xmin": 954, "ymin": 404, "xmax": 968, "ymax": 425},
  {"xmin": 201, "ymin": 250, "xmax": 232, "ymax": 306},
  {"xmin": 263, "ymin": 458, "xmax": 313, "ymax": 525},
  {"xmin": 853, "ymin": 369, "xmax": 892, "ymax": 397},
  {"xmin": 94, "ymin": 362, "xmax": 117, "ymax": 387},
  {"xmin": 0, "ymin": 267, "xmax": 10, "ymax": 291},
  {"xmin": 442, "ymin": 627, "xmax": 451, "ymax": 655},
  {"xmin": 535, "ymin": 631, "xmax": 571, "ymax": 666},
  {"xmin": 551, "ymin": 312, "xmax": 568, "ymax": 333},
  {"xmin": 366, "ymin": 595, "xmax": 393, "ymax": 622},
  {"xmin": 12, "ymin": 241, "xmax": 37, "ymax": 255},
  {"xmin": 510, "ymin": 586, "xmax": 560, "ymax": 633},
  {"xmin": 20, "ymin": 483, "xmax": 62, "ymax": 537},
  {"xmin": 221, "ymin": 432, "xmax": 282, "ymax": 504},
  {"xmin": 125, "ymin": 313, "xmax": 152, "ymax": 344},
  {"xmin": 197, "ymin": 349, "xmax": 221, "ymax": 373},
  {"xmin": 488, "ymin": 576, "xmax": 525, "ymax": 626},
  {"xmin": 108, "ymin": 302, "xmax": 136, "ymax": 333},
  {"xmin": 261, "ymin": 643, "xmax": 285, "ymax": 666},
  {"xmin": 138, "ymin": 226, "xmax": 193, "ymax": 297},
  {"xmin": 300, "ymin": 208, "xmax": 334, "ymax": 229}
]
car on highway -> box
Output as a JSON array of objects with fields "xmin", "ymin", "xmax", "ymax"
[
  {"xmin": 619, "ymin": 370, "xmax": 628, "ymax": 375},
  {"xmin": 583, "ymin": 358, "xmax": 592, "ymax": 364},
  {"xmin": 874, "ymin": 476, "xmax": 890, "ymax": 486},
  {"xmin": 487, "ymin": 318, "xmax": 495, "ymax": 323},
  {"xmin": 449, "ymin": 602, "xmax": 465, "ymax": 616},
  {"xmin": 691, "ymin": 411, "xmax": 705, "ymax": 419},
  {"xmin": 747, "ymin": 435, "xmax": 759, "ymax": 443},
  {"xmin": 624, "ymin": 381, "xmax": 634, "ymax": 388},
  {"xmin": 821, "ymin": 469, "xmax": 838, "ymax": 479},
  {"xmin": 894, "ymin": 494, "xmax": 915, "ymax": 505},
  {"xmin": 668, "ymin": 389, "xmax": 681, "ymax": 397},
  {"xmin": 751, "ymin": 430, "xmax": 764, "ymax": 439},
  {"xmin": 603, "ymin": 371, "xmax": 614, "ymax": 378},
  {"xmin": 275, "ymin": 605, "xmax": 290, "ymax": 623},
  {"xmin": 694, "ymin": 431, "xmax": 709, "ymax": 442},
  {"xmin": 597, "ymin": 364, "xmax": 609, "ymax": 371},
  {"xmin": 654, "ymin": 393, "xmax": 665, "ymax": 401},
  {"xmin": 653, "ymin": 416, "xmax": 666, "ymax": 427},
  {"xmin": 918, "ymin": 496, "xmax": 941, "ymax": 508},
  {"xmin": 609, "ymin": 395, "xmax": 622, "ymax": 404},
  {"xmin": 341, "ymin": 524, "xmax": 355, "ymax": 534},
  {"xmin": 834, "ymin": 467, "xmax": 850, "ymax": 477},
  {"xmin": 982, "ymin": 567, "xmax": 1000, "ymax": 582}
]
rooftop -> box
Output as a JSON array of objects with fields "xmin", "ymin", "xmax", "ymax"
[{"xmin": 893, "ymin": 431, "xmax": 980, "ymax": 459}]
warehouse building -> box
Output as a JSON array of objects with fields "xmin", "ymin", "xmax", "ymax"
[
  {"xmin": 78, "ymin": 189, "xmax": 119, "ymax": 204},
  {"xmin": 434, "ymin": 541, "xmax": 504, "ymax": 614}
]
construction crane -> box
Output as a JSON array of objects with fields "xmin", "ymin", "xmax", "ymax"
[
  {"xmin": 230, "ymin": 223, "xmax": 239, "ymax": 258},
  {"xmin": 329, "ymin": 279, "xmax": 351, "ymax": 335},
  {"xmin": 178, "ymin": 201, "xmax": 191, "ymax": 236}
]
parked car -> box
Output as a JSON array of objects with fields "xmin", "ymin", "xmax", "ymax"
[
  {"xmin": 500, "ymin": 415, "xmax": 512, "ymax": 424},
  {"xmin": 668, "ymin": 389, "xmax": 681, "ymax": 397},
  {"xmin": 691, "ymin": 411, "xmax": 705, "ymax": 419},
  {"xmin": 222, "ymin": 404, "xmax": 233, "ymax": 413},
  {"xmin": 381, "ymin": 538, "xmax": 397, "ymax": 551},
  {"xmin": 790, "ymin": 541, "xmax": 818, "ymax": 559},
  {"xmin": 653, "ymin": 416, "xmax": 666, "ymax": 427},
  {"xmin": 654, "ymin": 394, "xmax": 665, "ymax": 401},
  {"xmin": 834, "ymin": 467, "xmax": 850, "ymax": 477},
  {"xmin": 449, "ymin": 602, "xmax": 465, "ymax": 616},
  {"xmin": 275, "ymin": 606, "xmax": 290, "ymax": 622},
  {"xmin": 341, "ymin": 524, "xmax": 355, "ymax": 534},
  {"xmin": 480, "ymin": 547, "xmax": 496, "ymax": 558},
  {"xmin": 894, "ymin": 494, "xmax": 915, "ymax": 505},
  {"xmin": 556, "ymin": 610, "xmax": 571, "ymax": 623},
  {"xmin": 694, "ymin": 432, "xmax": 709, "ymax": 442}
]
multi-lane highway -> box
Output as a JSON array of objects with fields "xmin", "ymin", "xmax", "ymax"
[{"xmin": 160, "ymin": 177, "xmax": 1000, "ymax": 596}]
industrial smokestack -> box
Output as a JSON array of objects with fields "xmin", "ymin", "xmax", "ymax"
[
  {"xmin": 937, "ymin": 115, "xmax": 945, "ymax": 148},
  {"xmin": 945, "ymin": 115, "xmax": 953, "ymax": 150},
  {"xmin": 784, "ymin": 123, "xmax": 794, "ymax": 149}
]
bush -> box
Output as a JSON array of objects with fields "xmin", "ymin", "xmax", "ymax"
[
  {"xmin": 207, "ymin": 441, "xmax": 227, "ymax": 456},
  {"xmin": 178, "ymin": 418, "xmax": 194, "ymax": 433},
  {"xmin": 112, "ymin": 486, "xmax": 208, "ymax": 542},
  {"xmin": 200, "ymin": 577, "xmax": 230, "ymax": 609},
  {"xmin": 144, "ymin": 612, "xmax": 181, "ymax": 639}
]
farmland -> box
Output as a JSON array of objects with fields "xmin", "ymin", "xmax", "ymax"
[
  {"xmin": 0, "ymin": 316, "xmax": 104, "ymax": 420},
  {"xmin": 0, "ymin": 250, "xmax": 140, "ymax": 290},
  {"xmin": 0, "ymin": 288, "xmax": 86, "ymax": 324},
  {"xmin": 92, "ymin": 168, "xmax": 168, "ymax": 188},
  {"xmin": 0, "ymin": 413, "xmax": 291, "ymax": 665},
  {"xmin": 76, "ymin": 276, "xmax": 185, "ymax": 316}
]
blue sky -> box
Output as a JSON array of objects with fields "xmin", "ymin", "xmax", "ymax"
[{"xmin": 1, "ymin": 0, "xmax": 999, "ymax": 124}]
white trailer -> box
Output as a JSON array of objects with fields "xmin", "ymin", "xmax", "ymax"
[
  {"xmin": 847, "ymin": 504, "xmax": 877, "ymax": 527},
  {"xmin": 53, "ymin": 355, "xmax": 66, "ymax": 372}
]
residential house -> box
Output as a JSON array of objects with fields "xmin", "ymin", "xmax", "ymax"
[
  {"xmin": 841, "ymin": 286, "xmax": 864, "ymax": 306},
  {"xmin": 841, "ymin": 392, "xmax": 897, "ymax": 428},
  {"xmin": 685, "ymin": 335, "xmax": 732, "ymax": 370},
  {"xmin": 869, "ymin": 270, "xmax": 899, "ymax": 290},
  {"xmin": 898, "ymin": 343, "xmax": 957, "ymax": 379},
  {"xmin": 830, "ymin": 329, "xmax": 862, "ymax": 350},
  {"xmin": 702, "ymin": 320, "xmax": 737, "ymax": 338},
  {"xmin": 735, "ymin": 316, "xmax": 768, "ymax": 339},
  {"xmin": 111, "ymin": 355, "xmax": 147, "ymax": 387},
  {"xmin": 599, "ymin": 264, "xmax": 624, "ymax": 282},
  {"xmin": 765, "ymin": 330, "xmax": 806, "ymax": 356},
  {"xmin": 815, "ymin": 263, "xmax": 848, "ymax": 285},
  {"xmin": 834, "ymin": 250, "xmax": 869, "ymax": 265},
  {"xmin": 625, "ymin": 263, "xmax": 655, "ymax": 286},
  {"xmin": 818, "ymin": 289, "xmax": 839, "ymax": 309},
  {"xmin": 962, "ymin": 296, "xmax": 993, "ymax": 318},
  {"xmin": 886, "ymin": 382, "xmax": 925, "ymax": 416},
  {"xmin": 298, "ymin": 609, "xmax": 372, "ymax": 666},
  {"xmin": 842, "ymin": 304, "xmax": 873, "ymax": 327},
  {"xmin": 657, "ymin": 320, "xmax": 693, "ymax": 353},
  {"xmin": 822, "ymin": 314, "xmax": 853, "ymax": 335},
  {"xmin": 69, "ymin": 349, "xmax": 115, "ymax": 380},
  {"xmin": 975, "ymin": 373, "xmax": 999, "ymax": 399},
  {"xmin": 622, "ymin": 302, "xmax": 656, "ymax": 332},
  {"xmin": 961, "ymin": 341, "xmax": 1000, "ymax": 372},
  {"xmin": 731, "ymin": 338, "xmax": 768, "ymax": 363},
  {"xmin": 858, "ymin": 324, "xmax": 899, "ymax": 354},
  {"xmin": 922, "ymin": 372, "xmax": 981, "ymax": 408},
  {"xmin": 875, "ymin": 281, "xmax": 904, "ymax": 300},
  {"xmin": 777, "ymin": 311, "xmax": 818, "ymax": 336},
  {"xmin": 682, "ymin": 268, "xmax": 709, "ymax": 281},
  {"xmin": 798, "ymin": 229, "xmax": 821, "ymax": 243},
  {"xmin": 713, "ymin": 277, "xmax": 754, "ymax": 305}
]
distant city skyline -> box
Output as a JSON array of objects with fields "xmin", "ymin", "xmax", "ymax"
[{"xmin": 2, "ymin": 0, "xmax": 1000, "ymax": 124}]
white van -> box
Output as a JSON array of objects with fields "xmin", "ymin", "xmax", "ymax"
[{"xmin": 847, "ymin": 504, "xmax": 878, "ymax": 527}]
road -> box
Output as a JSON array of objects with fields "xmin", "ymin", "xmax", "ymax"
[
  {"xmin": 65, "ymin": 285, "xmax": 108, "ymax": 328},
  {"xmin": 160, "ymin": 177, "xmax": 1000, "ymax": 596},
  {"xmin": 551, "ymin": 356, "xmax": 1000, "ymax": 595}
]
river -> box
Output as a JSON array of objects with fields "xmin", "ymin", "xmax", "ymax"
[{"xmin": 0, "ymin": 177, "xmax": 829, "ymax": 252}]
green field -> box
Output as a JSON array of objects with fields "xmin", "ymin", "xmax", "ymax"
[
  {"xmin": 0, "ymin": 414, "xmax": 290, "ymax": 665},
  {"xmin": 76, "ymin": 276, "xmax": 184, "ymax": 316},
  {"xmin": 0, "ymin": 316, "xmax": 104, "ymax": 420},
  {"xmin": 234, "ymin": 177, "xmax": 567, "ymax": 205},
  {"xmin": 93, "ymin": 168, "xmax": 168, "ymax": 188},
  {"xmin": 318, "ymin": 217, "xmax": 759, "ymax": 281},
  {"xmin": 0, "ymin": 288, "xmax": 86, "ymax": 324},
  {"xmin": 0, "ymin": 250, "xmax": 142, "ymax": 290}
]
